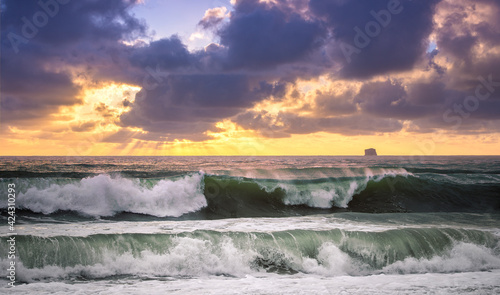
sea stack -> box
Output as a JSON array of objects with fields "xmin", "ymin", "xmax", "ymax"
[{"xmin": 364, "ymin": 148, "xmax": 377, "ymax": 156}]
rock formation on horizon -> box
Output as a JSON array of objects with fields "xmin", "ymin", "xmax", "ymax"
[{"xmin": 364, "ymin": 148, "xmax": 377, "ymax": 156}]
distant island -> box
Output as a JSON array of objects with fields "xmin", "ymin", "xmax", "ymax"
[{"xmin": 364, "ymin": 148, "xmax": 377, "ymax": 156}]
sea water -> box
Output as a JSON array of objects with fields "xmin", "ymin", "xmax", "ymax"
[{"xmin": 1, "ymin": 156, "xmax": 499, "ymax": 294}]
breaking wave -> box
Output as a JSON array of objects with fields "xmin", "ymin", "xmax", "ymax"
[
  {"xmin": 1, "ymin": 166, "xmax": 499, "ymax": 219},
  {"xmin": 1, "ymin": 228, "xmax": 499, "ymax": 282},
  {"xmin": 5, "ymin": 173, "xmax": 207, "ymax": 217}
]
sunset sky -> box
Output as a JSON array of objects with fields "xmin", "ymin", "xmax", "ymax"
[{"xmin": 1, "ymin": 0, "xmax": 500, "ymax": 156}]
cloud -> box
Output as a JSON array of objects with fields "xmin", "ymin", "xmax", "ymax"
[
  {"xmin": 313, "ymin": 89, "xmax": 358, "ymax": 116},
  {"xmin": 198, "ymin": 6, "xmax": 229, "ymax": 29},
  {"xmin": 1, "ymin": 0, "xmax": 146, "ymax": 125},
  {"xmin": 310, "ymin": 0, "xmax": 441, "ymax": 78},
  {"xmin": 95, "ymin": 102, "xmax": 117, "ymax": 118},
  {"xmin": 120, "ymin": 74, "xmax": 288, "ymax": 140},
  {"xmin": 118, "ymin": 0, "xmax": 325, "ymax": 140},
  {"xmin": 2, "ymin": 0, "xmax": 145, "ymax": 47},
  {"xmin": 71, "ymin": 121, "xmax": 98, "ymax": 132},
  {"xmin": 0, "ymin": 55, "xmax": 82, "ymax": 122},
  {"xmin": 235, "ymin": 110, "xmax": 403, "ymax": 137},
  {"xmin": 129, "ymin": 36, "xmax": 192, "ymax": 70},
  {"xmin": 2, "ymin": 0, "xmax": 500, "ymax": 146},
  {"xmin": 354, "ymin": 80, "xmax": 433, "ymax": 120},
  {"xmin": 219, "ymin": 0, "xmax": 326, "ymax": 69}
]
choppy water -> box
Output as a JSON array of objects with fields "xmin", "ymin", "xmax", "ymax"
[{"xmin": 1, "ymin": 156, "xmax": 499, "ymax": 294}]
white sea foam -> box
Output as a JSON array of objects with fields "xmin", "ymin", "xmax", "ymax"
[
  {"xmin": 381, "ymin": 242, "xmax": 500, "ymax": 274},
  {"xmin": 220, "ymin": 167, "xmax": 411, "ymax": 181},
  {"xmin": 300, "ymin": 242, "xmax": 365, "ymax": 276},
  {"xmin": 261, "ymin": 168, "xmax": 410, "ymax": 208},
  {"xmin": 3, "ymin": 271, "xmax": 500, "ymax": 295},
  {"xmin": 8, "ymin": 168, "xmax": 412, "ymax": 215},
  {"xmin": 2, "ymin": 239, "xmax": 498, "ymax": 284},
  {"xmin": 0, "ymin": 237, "xmax": 255, "ymax": 282},
  {"xmin": 6, "ymin": 212, "xmax": 500, "ymax": 238},
  {"xmin": 15, "ymin": 173, "xmax": 207, "ymax": 217}
]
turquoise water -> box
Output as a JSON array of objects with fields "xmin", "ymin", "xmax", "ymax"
[{"xmin": 1, "ymin": 156, "xmax": 499, "ymax": 294}]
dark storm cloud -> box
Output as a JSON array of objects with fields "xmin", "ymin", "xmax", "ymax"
[
  {"xmin": 219, "ymin": 0, "xmax": 326, "ymax": 69},
  {"xmin": 422, "ymin": 0, "xmax": 500, "ymax": 129},
  {"xmin": 407, "ymin": 82, "xmax": 449, "ymax": 106},
  {"xmin": 435, "ymin": 10, "xmax": 478, "ymax": 65},
  {"xmin": 129, "ymin": 37, "xmax": 192, "ymax": 70},
  {"xmin": 235, "ymin": 110, "xmax": 403, "ymax": 137},
  {"xmin": 433, "ymin": 1, "xmax": 500, "ymax": 77},
  {"xmin": 309, "ymin": 0, "xmax": 440, "ymax": 78},
  {"xmin": 2, "ymin": 0, "xmax": 145, "ymax": 46},
  {"xmin": 231, "ymin": 0, "xmax": 500, "ymax": 138},
  {"xmin": 1, "ymin": 0, "xmax": 146, "ymax": 123},
  {"xmin": 0, "ymin": 52, "xmax": 81, "ymax": 122},
  {"xmin": 118, "ymin": 0, "xmax": 323, "ymax": 140},
  {"xmin": 120, "ymin": 74, "xmax": 288, "ymax": 140},
  {"xmin": 355, "ymin": 80, "xmax": 433, "ymax": 119},
  {"xmin": 2, "ymin": 0, "xmax": 500, "ymax": 143},
  {"xmin": 313, "ymin": 89, "xmax": 357, "ymax": 116},
  {"xmin": 235, "ymin": 69, "xmax": 500, "ymax": 138}
]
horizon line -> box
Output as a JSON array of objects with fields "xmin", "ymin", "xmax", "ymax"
[{"xmin": 1, "ymin": 154, "xmax": 500, "ymax": 157}]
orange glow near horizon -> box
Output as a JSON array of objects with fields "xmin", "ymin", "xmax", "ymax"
[
  {"xmin": 1, "ymin": 128, "xmax": 499, "ymax": 156},
  {"xmin": 1, "ymin": 82, "xmax": 499, "ymax": 156}
]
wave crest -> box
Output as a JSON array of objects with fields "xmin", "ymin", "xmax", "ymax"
[
  {"xmin": 2, "ymin": 230, "xmax": 498, "ymax": 282},
  {"xmin": 14, "ymin": 173, "xmax": 206, "ymax": 217},
  {"xmin": 2, "ymin": 165, "xmax": 499, "ymax": 218}
]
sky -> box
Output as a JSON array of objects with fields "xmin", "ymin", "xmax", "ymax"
[{"xmin": 1, "ymin": 0, "xmax": 500, "ymax": 156}]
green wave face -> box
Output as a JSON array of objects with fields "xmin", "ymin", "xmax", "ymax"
[
  {"xmin": 2, "ymin": 168, "xmax": 499, "ymax": 219},
  {"xmin": 1, "ymin": 228, "xmax": 499, "ymax": 282}
]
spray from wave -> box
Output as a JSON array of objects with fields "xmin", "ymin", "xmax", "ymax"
[
  {"xmin": 2, "ymin": 166, "xmax": 499, "ymax": 218},
  {"xmin": 1, "ymin": 228, "xmax": 499, "ymax": 282},
  {"xmin": 12, "ymin": 173, "xmax": 206, "ymax": 217},
  {"xmin": 258, "ymin": 168, "xmax": 409, "ymax": 208}
]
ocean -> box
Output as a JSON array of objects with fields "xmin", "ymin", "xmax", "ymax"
[{"xmin": 1, "ymin": 156, "xmax": 499, "ymax": 294}]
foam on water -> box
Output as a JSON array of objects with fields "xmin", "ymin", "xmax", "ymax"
[
  {"xmin": 0, "ymin": 237, "xmax": 254, "ymax": 282},
  {"xmin": 1, "ymin": 239, "xmax": 499, "ymax": 283},
  {"xmin": 276, "ymin": 180, "xmax": 359, "ymax": 208},
  {"xmin": 4, "ymin": 212, "xmax": 500, "ymax": 238},
  {"xmin": 1, "ymin": 168, "xmax": 414, "ymax": 218},
  {"xmin": 259, "ymin": 168, "xmax": 410, "ymax": 208},
  {"xmin": 1, "ymin": 157, "xmax": 499, "ymax": 294},
  {"xmin": 3, "ymin": 271, "xmax": 500, "ymax": 295},
  {"xmin": 219, "ymin": 167, "xmax": 411, "ymax": 181},
  {"xmin": 13, "ymin": 173, "xmax": 206, "ymax": 217},
  {"xmin": 381, "ymin": 242, "xmax": 500, "ymax": 274},
  {"xmin": 2, "ymin": 165, "xmax": 498, "ymax": 218}
]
